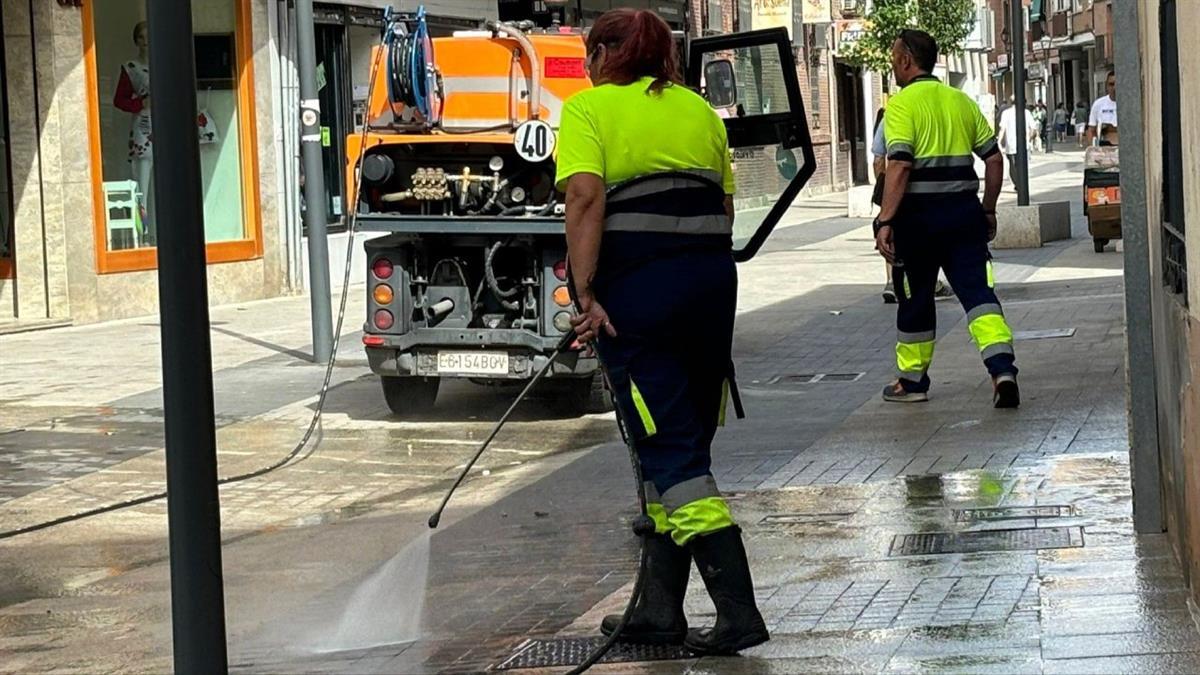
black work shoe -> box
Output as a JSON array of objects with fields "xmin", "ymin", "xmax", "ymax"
[
  {"xmin": 600, "ymin": 532, "xmax": 690, "ymax": 644},
  {"xmin": 993, "ymin": 373, "xmax": 1020, "ymax": 409},
  {"xmin": 684, "ymin": 526, "xmax": 769, "ymax": 655}
]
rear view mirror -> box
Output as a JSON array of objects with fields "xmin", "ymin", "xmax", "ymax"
[{"xmin": 704, "ymin": 60, "xmax": 737, "ymax": 109}]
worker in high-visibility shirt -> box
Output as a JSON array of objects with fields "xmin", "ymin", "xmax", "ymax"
[
  {"xmin": 557, "ymin": 8, "xmax": 768, "ymax": 655},
  {"xmin": 873, "ymin": 29, "xmax": 1020, "ymax": 408}
]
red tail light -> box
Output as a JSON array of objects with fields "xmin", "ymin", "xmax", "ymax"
[
  {"xmin": 362, "ymin": 335, "xmax": 385, "ymax": 346},
  {"xmin": 553, "ymin": 260, "xmax": 568, "ymax": 281},
  {"xmin": 374, "ymin": 309, "xmax": 394, "ymax": 330},
  {"xmin": 372, "ymin": 257, "xmax": 394, "ymax": 280}
]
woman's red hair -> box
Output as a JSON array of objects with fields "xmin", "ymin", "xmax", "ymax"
[{"xmin": 587, "ymin": 9, "xmax": 682, "ymax": 93}]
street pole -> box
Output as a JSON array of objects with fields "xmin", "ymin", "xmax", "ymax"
[
  {"xmin": 1010, "ymin": 0, "xmax": 1030, "ymax": 205},
  {"xmin": 146, "ymin": 0, "xmax": 229, "ymax": 672},
  {"xmin": 296, "ymin": 0, "xmax": 333, "ymax": 363}
]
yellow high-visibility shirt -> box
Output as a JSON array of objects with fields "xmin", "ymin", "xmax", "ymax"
[
  {"xmin": 884, "ymin": 76, "xmax": 999, "ymax": 196},
  {"xmin": 555, "ymin": 77, "xmax": 735, "ymax": 195}
]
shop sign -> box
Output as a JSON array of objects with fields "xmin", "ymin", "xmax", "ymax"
[
  {"xmin": 1026, "ymin": 61, "xmax": 1045, "ymax": 80},
  {"xmin": 997, "ymin": 54, "xmax": 1009, "ymax": 68},
  {"xmin": 753, "ymin": 0, "xmax": 794, "ymax": 37},
  {"xmin": 800, "ymin": 0, "xmax": 831, "ymax": 23},
  {"xmin": 834, "ymin": 20, "xmax": 866, "ymax": 56}
]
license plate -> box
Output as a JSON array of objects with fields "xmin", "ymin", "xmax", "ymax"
[{"xmin": 436, "ymin": 351, "xmax": 509, "ymax": 375}]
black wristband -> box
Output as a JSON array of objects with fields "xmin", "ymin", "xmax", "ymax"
[{"xmin": 873, "ymin": 217, "xmax": 892, "ymax": 236}]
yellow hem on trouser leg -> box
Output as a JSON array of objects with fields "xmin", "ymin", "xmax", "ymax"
[
  {"xmin": 629, "ymin": 379, "xmax": 657, "ymax": 437},
  {"xmin": 647, "ymin": 502, "xmax": 672, "ymax": 535},
  {"xmin": 968, "ymin": 314, "xmax": 1013, "ymax": 352},
  {"xmin": 668, "ymin": 496, "xmax": 735, "ymax": 546},
  {"xmin": 896, "ymin": 340, "xmax": 935, "ymax": 379}
]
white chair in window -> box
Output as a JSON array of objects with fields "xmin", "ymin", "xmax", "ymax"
[{"xmin": 103, "ymin": 180, "xmax": 141, "ymax": 250}]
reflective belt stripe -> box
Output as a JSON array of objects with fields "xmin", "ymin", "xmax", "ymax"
[
  {"xmin": 966, "ymin": 302, "xmax": 1004, "ymax": 323},
  {"xmin": 896, "ymin": 340, "xmax": 935, "ymax": 376},
  {"xmin": 911, "ymin": 155, "xmax": 976, "ymax": 169},
  {"xmin": 986, "ymin": 261, "xmax": 995, "ymax": 288},
  {"xmin": 629, "ymin": 379, "xmax": 657, "ymax": 437},
  {"xmin": 905, "ymin": 179, "xmax": 981, "ymax": 194},
  {"xmin": 969, "ymin": 314, "xmax": 1014, "ymax": 350},
  {"xmin": 647, "ymin": 502, "xmax": 672, "ymax": 534},
  {"xmin": 898, "ymin": 330, "xmax": 936, "ymax": 344},
  {"xmin": 668, "ymin": 496, "xmax": 735, "ymax": 546},
  {"xmin": 660, "ymin": 474, "xmax": 721, "ymax": 512},
  {"xmin": 606, "ymin": 170, "xmax": 725, "ymax": 203},
  {"xmin": 718, "ymin": 378, "xmax": 730, "ymax": 427},
  {"xmin": 603, "ymin": 212, "xmax": 731, "ymax": 235}
]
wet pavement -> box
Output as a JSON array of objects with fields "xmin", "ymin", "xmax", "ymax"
[{"xmin": 3, "ymin": 153, "xmax": 1199, "ymax": 673}]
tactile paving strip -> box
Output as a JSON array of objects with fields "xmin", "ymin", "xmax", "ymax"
[
  {"xmin": 889, "ymin": 526, "xmax": 1084, "ymax": 556},
  {"xmin": 493, "ymin": 637, "xmax": 692, "ymax": 670}
]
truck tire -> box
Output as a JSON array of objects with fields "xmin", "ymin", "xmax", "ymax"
[
  {"xmin": 381, "ymin": 376, "xmax": 439, "ymax": 417},
  {"xmin": 560, "ymin": 372, "xmax": 614, "ymax": 415}
]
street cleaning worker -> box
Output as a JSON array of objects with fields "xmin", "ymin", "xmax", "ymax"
[
  {"xmin": 874, "ymin": 29, "xmax": 1020, "ymax": 408},
  {"xmin": 556, "ymin": 8, "xmax": 768, "ymax": 656}
]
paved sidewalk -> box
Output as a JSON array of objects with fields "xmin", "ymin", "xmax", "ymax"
[{"xmin": 3, "ymin": 153, "xmax": 1197, "ymax": 674}]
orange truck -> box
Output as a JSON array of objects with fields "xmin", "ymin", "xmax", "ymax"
[{"xmin": 349, "ymin": 10, "xmax": 814, "ymax": 416}]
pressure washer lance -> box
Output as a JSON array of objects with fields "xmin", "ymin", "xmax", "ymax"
[{"xmin": 427, "ymin": 290, "xmax": 655, "ymax": 674}]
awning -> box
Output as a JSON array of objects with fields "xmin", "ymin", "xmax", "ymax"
[
  {"xmin": 991, "ymin": 67, "xmax": 1010, "ymax": 79},
  {"xmin": 1030, "ymin": 0, "xmax": 1045, "ymax": 22}
]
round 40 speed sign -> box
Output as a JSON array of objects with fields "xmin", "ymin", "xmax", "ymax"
[{"xmin": 513, "ymin": 119, "xmax": 556, "ymax": 163}]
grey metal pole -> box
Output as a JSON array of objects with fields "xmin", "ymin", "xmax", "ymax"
[
  {"xmin": 296, "ymin": 0, "xmax": 333, "ymax": 363},
  {"xmin": 146, "ymin": 0, "xmax": 229, "ymax": 672},
  {"xmin": 1011, "ymin": 0, "xmax": 1030, "ymax": 205},
  {"xmin": 1113, "ymin": 0, "xmax": 1164, "ymax": 534}
]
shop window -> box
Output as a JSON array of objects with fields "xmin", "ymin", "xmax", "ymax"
[
  {"xmin": 84, "ymin": 0, "xmax": 261, "ymax": 273},
  {"xmin": 1160, "ymin": 0, "xmax": 1186, "ymax": 300}
]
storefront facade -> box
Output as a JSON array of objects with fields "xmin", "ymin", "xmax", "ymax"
[{"xmin": 1, "ymin": 0, "xmax": 286, "ymax": 325}]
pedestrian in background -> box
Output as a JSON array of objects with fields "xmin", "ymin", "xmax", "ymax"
[
  {"xmin": 874, "ymin": 107, "xmax": 954, "ymax": 304},
  {"xmin": 874, "ymin": 29, "xmax": 1020, "ymax": 408},
  {"xmin": 558, "ymin": 7, "xmax": 768, "ymax": 655},
  {"xmin": 997, "ymin": 98, "xmax": 1036, "ymax": 190},
  {"xmin": 1074, "ymin": 100, "xmax": 1089, "ymax": 146},
  {"xmin": 1053, "ymin": 103, "xmax": 1069, "ymax": 143},
  {"xmin": 1032, "ymin": 102, "xmax": 1046, "ymax": 153}
]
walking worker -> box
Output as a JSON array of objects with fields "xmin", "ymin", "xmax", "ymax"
[
  {"xmin": 556, "ymin": 8, "xmax": 768, "ymax": 655},
  {"xmin": 874, "ymin": 29, "xmax": 1020, "ymax": 408}
]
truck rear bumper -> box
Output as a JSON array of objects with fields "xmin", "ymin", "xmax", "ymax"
[{"xmin": 364, "ymin": 327, "xmax": 595, "ymax": 379}]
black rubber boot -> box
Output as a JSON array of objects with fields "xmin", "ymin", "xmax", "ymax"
[
  {"xmin": 685, "ymin": 526, "xmax": 769, "ymax": 655},
  {"xmin": 600, "ymin": 532, "xmax": 690, "ymax": 644}
]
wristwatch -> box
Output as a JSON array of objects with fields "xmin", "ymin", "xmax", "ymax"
[{"xmin": 872, "ymin": 216, "xmax": 893, "ymax": 236}]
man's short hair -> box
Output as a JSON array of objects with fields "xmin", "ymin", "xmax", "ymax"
[
  {"xmin": 1106, "ymin": 69, "xmax": 1116, "ymax": 80},
  {"xmin": 898, "ymin": 29, "xmax": 938, "ymax": 72}
]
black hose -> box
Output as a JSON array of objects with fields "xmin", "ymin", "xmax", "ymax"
[{"xmin": 485, "ymin": 240, "xmax": 521, "ymax": 310}]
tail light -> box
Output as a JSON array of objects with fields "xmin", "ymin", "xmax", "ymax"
[
  {"xmin": 362, "ymin": 335, "xmax": 385, "ymax": 346},
  {"xmin": 553, "ymin": 260, "xmax": 568, "ymax": 281},
  {"xmin": 552, "ymin": 286, "xmax": 572, "ymax": 307},
  {"xmin": 372, "ymin": 257, "xmax": 394, "ymax": 280},
  {"xmin": 374, "ymin": 309, "xmax": 394, "ymax": 330},
  {"xmin": 373, "ymin": 284, "xmax": 394, "ymax": 304},
  {"xmin": 553, "ymin": 311, "xmax": 572, "ymax": 332}
]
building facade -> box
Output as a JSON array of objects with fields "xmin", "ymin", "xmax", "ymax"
[{"xmin": 1119, "ymin": 0, "xmax": 1200, "ymax": 609}]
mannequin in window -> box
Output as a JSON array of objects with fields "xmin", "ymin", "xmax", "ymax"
[{"xmin": 113, "ymin": 20, "xmax": 153, "ymax": 244}]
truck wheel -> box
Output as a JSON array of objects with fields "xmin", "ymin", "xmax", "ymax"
[
  {"xmin": 381, "ymin": 376, "xmax": 439, "ymax": 416},
  {"xmin": 1094, "ymin": 238, "xmax": 1108, "ymax": 253},
  {"xmin": 560, "ymin": 373, "xmax": 614, "ymax": 415}
]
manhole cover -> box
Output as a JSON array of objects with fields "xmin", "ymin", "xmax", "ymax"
[
  {"xmin": 768, "ymin": 372, "xmax": 865, "ymax": 385},
  {"xmin": 888, "ymin": 526, "xmax": 1084, "ymax": 556},
  {"xmin": 493, "ymin": 637, "xmax": 692, "ymax": 670},
  {"xmin": 955, "ymin": 505, "xmax": 1074, "ymax": 521},
  {"xmin": 1013, "ymin": 328, "xmax": 1076, "ymax": 340},
  {"xmin": 761, "ymin": 512, "xmax": 854, "ymax": 525}
]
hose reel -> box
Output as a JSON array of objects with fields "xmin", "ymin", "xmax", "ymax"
[{"xmin": 385, "ymin": 6, "xmax": 442, "ymax": 125}]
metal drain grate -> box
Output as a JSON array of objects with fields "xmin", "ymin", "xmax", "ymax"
[
  {"xmin": 955, "ymin": 505, "xmax": 1074, "ymax": 521},
  {"xmin": 769, "ymin": 372, "xmax": 865, "ymax": 385},
  {"xmin": 493, "ymin": 637, "xmax": 692, "ymax": 670},
  {"xmin": 888, "ymin": 526, "xmax": 1084, "ymax": 556},
  {"xmin": 761, "ymin": 512, "xmax": 854, "ymax": 525},
  {"xmin": 1013, "ymin": 328, "xmax": 1076, "ymax": 340}
]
